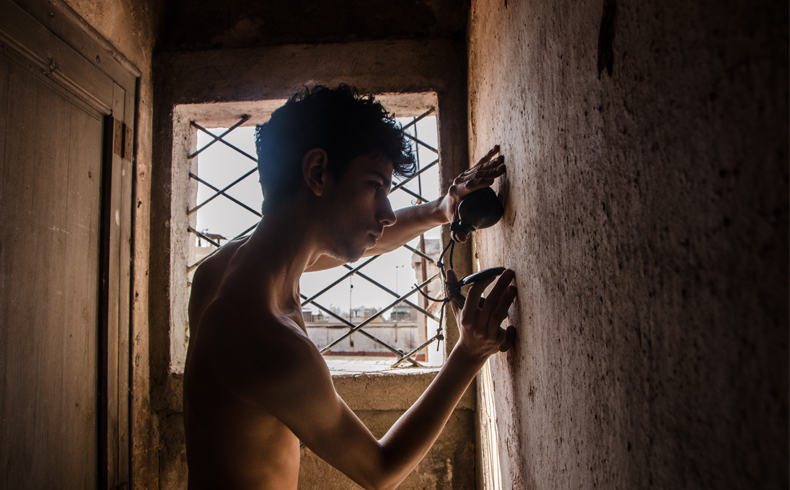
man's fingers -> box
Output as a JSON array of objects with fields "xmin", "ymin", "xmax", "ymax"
[
  {"xmin": 474, "ymin": 145, "xmax": 500, "ymax": 167},
  {"xmin": 463, "ymin": 177, "xmax": 496, "ymax": 193},
  {"xmin": 451, "ymin": 157, "xmax": 505, "ymax": 198},
  {"xmin": 488, "ymin": 284, "xmax": 517, "ymax": 336},
  {"xmin": 456, "ymin": 156, "xmax": 505, "ymax": 184},
  {"xmin": 448, "ymin": 296, "xmax": 464, "ymax": 318},
  {"xmin": 498, "ymin": 325, "xmax": 517, "ymax": 352},
  {"xmin": 466, "ymin": 275, "xmax": 497, "ymax": 311},
  {"xmin": 450, "ymin": 228, "xmax": 468, "ymax": 242},
  {"xmin": 479, "ymin": 154, "xmax": 505, "ymax": 170},
  {"xmin": 481, "ymin": 270, "xmax": 516, "ymax": 316},
  {"xmin": 444, "ymin": 269, "xmax": 464, "ymax": 318}
]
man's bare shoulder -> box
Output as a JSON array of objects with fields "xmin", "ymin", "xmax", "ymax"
[{"xmin": 188, "ymin": 294, "xmax": 331, "ymax": 409}]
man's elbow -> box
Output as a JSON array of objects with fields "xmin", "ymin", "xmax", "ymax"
[{"xmin": 353, "ymin": 453, "xmax": 408, "ymax": 490}]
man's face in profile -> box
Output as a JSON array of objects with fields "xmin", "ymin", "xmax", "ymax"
[{"xmin": 320, "ymin": 152, "xmax": 397, "ymax": 263}]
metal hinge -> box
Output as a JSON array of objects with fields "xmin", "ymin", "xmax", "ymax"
[
  {"xmin": 113, "ymin": 118, "xmax": 133, "ymax": 160},
  {"xmin": 125, "ymin": 124, "xmax": 133, "ymax": 160},
  {"xmin": 113, "ymin": 118, "xmax": 123, "ymax": 157}
]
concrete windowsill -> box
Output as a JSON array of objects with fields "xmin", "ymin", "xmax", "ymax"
[{"xmin": 328, "ymin": 359, "xmax": 475, "ymax": 412}]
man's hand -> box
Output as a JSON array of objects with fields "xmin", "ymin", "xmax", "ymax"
[
  {"xmin": 440, "ymin": 145, "xmax": 506, "ymax": 242},
  {"xmin": 445, "ymin": 268, "xmax": 517, "ymax": 363}
]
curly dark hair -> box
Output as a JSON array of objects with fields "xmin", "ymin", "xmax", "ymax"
[{"xmin": 255, "ymin": 84, "xmax": 417, "ymax": 212}]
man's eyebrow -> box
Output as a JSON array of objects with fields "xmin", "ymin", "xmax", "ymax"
[{"xmin": 370, "ymin": 171, "xmax": 392, "ymax": 190}]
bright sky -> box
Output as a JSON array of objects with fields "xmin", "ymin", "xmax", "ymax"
[{"xmin": 194, "ymin": 116, "xmax": 442, "ymax": 315}]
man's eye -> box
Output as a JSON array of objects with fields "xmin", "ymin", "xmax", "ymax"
[{"xmin": 370, "ymin": 181, "xmax": 383, "ymax": 191}]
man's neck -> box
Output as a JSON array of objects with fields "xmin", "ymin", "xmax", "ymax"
[{"xmin": 241, "ymin": 206, "xmax": 325, "ymax": 314}]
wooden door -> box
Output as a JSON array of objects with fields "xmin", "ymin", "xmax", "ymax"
[{"xmin": 0, "ymin": 0, "xmax": 135, "ymax": 488}]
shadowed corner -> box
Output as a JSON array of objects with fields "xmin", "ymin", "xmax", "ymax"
[
  {"xmin": 598, "ymin": 0, "xmax": 617, "ymax": 78},
  {"xmin": 495, "ymin": 161, "xmax": 513, "ymax": 229}
]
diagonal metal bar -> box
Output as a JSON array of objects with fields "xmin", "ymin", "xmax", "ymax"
[
  {"xmin": 402, "ymin": 243, "xmax": 437, "ymax": 265},
  {"xmin": 188, "ymin": 226, "xmax": 221, "ymax": 248},
  {"xmin": 355, "ymin": 330, "xmax": 423, "ymax": 367},
  {"xmin": 214, "ymin": 134, "xmax": 259, "ymax": 163},
  {"xmin": 396, "ymin": 185, "xmax": 428, "ymax": 203},
  {"xmin": 304, "ymin": 297, "xmax": 421, "ymax": 367},
  {"xmin": 188, "ymin": 116, "xmax": 250, "ymax": 159},
  {"xmin": 391, "ymin": 334, "xmax": 442, "ymax": 368},
  {"xmin": 342, "ymin": 264, "xmax": 440, "ymax": 322},
  {"xmin": 300, "ymin": 256, "xmax": 381, "ymax": 307},
  {"xmin": 188, "ymin": 168, "xmax": 258, "ymax": 215},
  {"xmin": 398, "ymin": 108, "xmax": 434, "ymax": 132},
  {"xmin": 189, "ymin": 172, "xmax": 262, "ymax": 218},
  {"xmin": 390, "ymin": 159, "xmax": 438, "ymax": 194},
  {"xmin": 319, "ymin": 272, "xmax": 440, "ymax": 353},
  {"xmin": 192, "ymin": 122, "xmax": 258, "ymax": 163},
  {"xmin": 402, "ymin": 131, "xmax": 438, "ymax": 154}
]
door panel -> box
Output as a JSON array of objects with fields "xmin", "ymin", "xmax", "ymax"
[{"xmin": 0, "ymin": 49, "xmax": 103, "ymax": 490}]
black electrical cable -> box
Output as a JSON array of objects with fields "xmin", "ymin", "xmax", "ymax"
[
  {"xmin": 415, "ymin": 237, "xmax": 456, "ymax": 303},
  {"xmin": 412, "ymin": 233, "xmax": 458, "ymax": 353}
]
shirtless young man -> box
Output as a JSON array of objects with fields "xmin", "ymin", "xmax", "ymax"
[{"xmin": 184, "ymin": 84, "xmax": 517, "ymax": 490}]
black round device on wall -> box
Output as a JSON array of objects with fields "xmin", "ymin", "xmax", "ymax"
[{"xmin": 454, "ymin": 187, "xmax": 504, "ymax": 236}]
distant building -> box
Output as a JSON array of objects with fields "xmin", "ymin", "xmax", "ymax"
[
  {"xmin": 390, "ymin": 304, "xmax": 417, "ymax": 322},
  {"xmin": 351, "ymin": 306, "xmax": 379, "ymax": 320}
]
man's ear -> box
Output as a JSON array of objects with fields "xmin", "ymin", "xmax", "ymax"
[{"xmin": 302, "ymin": 148, "xmax": 329, "ymax": 197}]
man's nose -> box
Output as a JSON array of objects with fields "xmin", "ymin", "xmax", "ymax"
[{"xmin": 377, "ymin": 197, "xmax": 397, "ymax": 227}]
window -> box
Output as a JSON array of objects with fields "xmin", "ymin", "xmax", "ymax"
[{"xmin": 170, "ymin": 94, "xmax": 446, "ymax": 372}]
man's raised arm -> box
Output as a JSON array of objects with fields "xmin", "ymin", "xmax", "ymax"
[
  {"xmin": 305, "ymin": 146, "xmax": 505, "ymax": 272},
  {"xmin": 257, "ymin": 269, "xmax": 517, "ymax": 490}
]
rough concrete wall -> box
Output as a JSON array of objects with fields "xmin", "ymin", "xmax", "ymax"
[
  {"xmin": 61, "ymin": 0, "xmax": 162, "ymax": 487},
  {"xmin": 468, "ymin": 0, "xmax": 788, "ymax": 488}
]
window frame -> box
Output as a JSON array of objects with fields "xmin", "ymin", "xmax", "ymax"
[{"xmin": 168, "ymin": 93, "xmax": 444, "ymax": 374}]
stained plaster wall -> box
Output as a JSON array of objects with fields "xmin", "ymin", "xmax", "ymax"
[
  {"xmin": 60, "ymin": 0, "xmax": 162, "ymax": 487},
  {"xmin": 151, "ymin": 39, "xmax": 478, "ymax": 488},
  {"xmin": 468, "ymin": 0, "xmax": 788, "ymax": 488}
]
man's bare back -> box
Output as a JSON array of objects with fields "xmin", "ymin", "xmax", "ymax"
[{"xmin": 185, "ymin": 238, "xmax": 306, "ymax": 489}]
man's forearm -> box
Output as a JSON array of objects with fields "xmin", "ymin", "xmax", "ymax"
[{"xmin": 372, "ymin": 345, "xmax": 485, "ymax": 489}]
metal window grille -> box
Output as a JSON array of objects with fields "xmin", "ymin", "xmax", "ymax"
[{"xmin": 186, "ymin": 109, "xmax": 444, "ymax": 368}]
